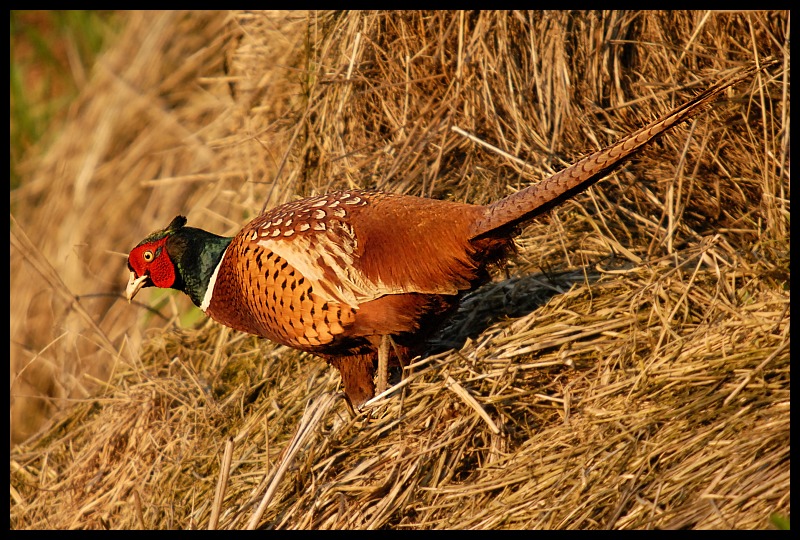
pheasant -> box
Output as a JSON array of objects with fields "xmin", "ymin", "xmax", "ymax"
[{"xmin": 126, "ymin": 63, "xmax": 767, "ymax": 408}]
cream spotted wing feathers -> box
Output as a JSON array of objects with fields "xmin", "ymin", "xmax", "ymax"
[{"xmin": 248, "ymin": 191, "xmax": 408, "ymax": 307}]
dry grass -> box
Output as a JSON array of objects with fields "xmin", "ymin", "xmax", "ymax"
[{"xmin": 10, "ymin": 10, "xmax": 789, "ymax": 529}]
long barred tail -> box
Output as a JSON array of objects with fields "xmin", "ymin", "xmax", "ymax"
[{"xmin": 469, "ymin": 59, "xmax": 777, "ymax": 240}]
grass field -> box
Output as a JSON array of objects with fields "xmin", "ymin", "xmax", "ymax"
[{"xmin": 10, "ymin": 11, "xmax": 789, "ymax": 529}]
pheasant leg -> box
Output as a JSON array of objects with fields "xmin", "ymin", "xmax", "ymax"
[{"xmin": 377, "ymin": 335, "xmax": 391, "ymax": 396}]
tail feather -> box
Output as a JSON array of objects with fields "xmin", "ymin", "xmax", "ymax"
[{"xmin": 469, "ymin": 59, "xmax": 776, "ymax": 240}]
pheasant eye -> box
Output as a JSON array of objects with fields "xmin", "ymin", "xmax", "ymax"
[{"xmin": 143, "ymin": 250, "xmax": 154, "ymax": 262}]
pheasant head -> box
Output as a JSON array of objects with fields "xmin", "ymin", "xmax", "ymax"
[{"xmin": 126, "ymin": 215, "xmax": 232, "ymax": 307}]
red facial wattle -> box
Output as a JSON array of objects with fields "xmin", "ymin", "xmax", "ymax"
[{"xmin": 128, "ymin": 236, "xmax": 176, "ymax": 289}]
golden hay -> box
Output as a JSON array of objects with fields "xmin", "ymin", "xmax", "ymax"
[{"xmin": 11, "ymin": 11, "xmax": 789, "ymax": 529}]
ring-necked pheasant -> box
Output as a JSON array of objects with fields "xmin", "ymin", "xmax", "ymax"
[{"xmin": 126, "ymin": 63, "xmax": 768, "ymax": 408}]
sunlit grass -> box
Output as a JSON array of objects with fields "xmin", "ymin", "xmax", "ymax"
[{"xmin": 10, "ymin": 10, "xmax": 118, "ymax": 190}]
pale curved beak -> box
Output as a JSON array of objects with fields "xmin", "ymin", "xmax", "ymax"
[{"xmin": 126, "ymin": 272, "xmax": 149, "ymax": 302}]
